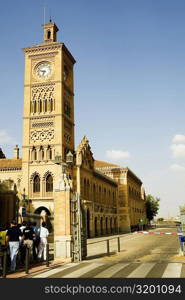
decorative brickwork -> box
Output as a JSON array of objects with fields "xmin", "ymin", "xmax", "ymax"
[{"xmin": 30, "ymin": 129, "xmax": 54, "ymax": 142}]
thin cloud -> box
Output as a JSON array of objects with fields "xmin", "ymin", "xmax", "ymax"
[
  {"xmin": 170, "ymin": 164, "xmax": 185, "ymax": 172},
  {"xmin": 170, "ymin": 144, "xmax": 185, "ymax": 160},
  {"xmin": 106, "ymin": 149, "xmax": 130, "ymax": 161},
  {"xmin": 0, "ymin": 129, "xmax": 14, "ymax": 145},
  {"xmin": 172, "ymin": 134, "xmax": 185, "ymax": 144}
]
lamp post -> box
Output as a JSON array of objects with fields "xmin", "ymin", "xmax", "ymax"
[
  {"xmin": 16, "ymin": 198, "xmax": 20, "ymax": 223},
  {"xmin": 17, "ymin": 188, "xmax": 32, "ymax": 219}
]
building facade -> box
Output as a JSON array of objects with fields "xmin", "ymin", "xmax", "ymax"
[
  {"xmin": 94, "ymin": 161, "xmax": 146, "ymax": 231},
  {"xmin": 0, "ymin": 22, "xmax": 147, "ymax": 259}
]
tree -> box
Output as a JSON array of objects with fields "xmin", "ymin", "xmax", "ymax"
[
  {"xmin": 0, "ymin": 181, "xmax": 9, "ymax": 192},
  {"xmin": 157, "ymin": 218, "xmax": 164, "ymax": 222},
  {"xmin": 146, "ymin": 194, "xmax": 160, "ymax": 222}
]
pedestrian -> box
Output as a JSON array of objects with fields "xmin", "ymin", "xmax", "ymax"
[
  {"xmin": 19, "ymin": 221, "xmax": 27, "ymax": 265},
  {"xmin": 20, "ymin": 221, "xmax": 27, "ymax": 233},
  {"xmin": 22, "ymin": 221, "xmax": 35, "ymax": 249},
  {"xmin": 6, "ymin": 220, "xmax": 22, "ymax": 272},
  {"xmin": 0, "ymin": 225, "xmax": 7, "ymax": 270},
  {"xmin": 38, "ymin": 222, "xmax": 49, "ymax": 261},
  {"xmin": 21, "ymin": 221, "xmax": 35, "ymax": 265},
  {"xmin": 32, "ymin": 221, "xmax": 41, "ymax": 261}
]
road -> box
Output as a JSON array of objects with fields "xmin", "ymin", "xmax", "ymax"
[{"xmin": 32, "ymin": 227, "xmax": 185, "ymax": 278}]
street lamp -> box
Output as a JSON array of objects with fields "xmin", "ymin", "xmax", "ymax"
[
  {"xmin": 54, "ymin": 151, "xmax": 74, "ymax": 181},
  {"xmin": 20, "ymin": 188, "xmax": 32, "ymax": 217},
  {"xmin": 66, "ymin": 151, "xmax": 74, "ymax": 165}
]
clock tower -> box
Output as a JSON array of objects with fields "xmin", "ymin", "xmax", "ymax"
[{"xmin": 21, "ymin": 21, "xmax": 75, "ymax": 215}]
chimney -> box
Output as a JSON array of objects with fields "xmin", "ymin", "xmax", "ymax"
[{"xmin": 13, "ymin": 145, "xmax": 19, "ymax": 159}]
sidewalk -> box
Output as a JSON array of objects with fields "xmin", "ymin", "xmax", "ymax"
[
  {"xmin": 3, "ymin": 233, "xmax": 131, "ymax": 278},
  {"xmin": 2, "ymin": 258, "xmax": 70, "ymax": 278}
]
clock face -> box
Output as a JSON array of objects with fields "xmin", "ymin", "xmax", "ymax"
[{"xmin": 35, "ymin": 62, "xmax": 52, "ymax": 79}]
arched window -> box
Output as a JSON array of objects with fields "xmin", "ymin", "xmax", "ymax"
[
  {"xmin": 39, "ymin": 100, "xmax": 42, "ymax": 113},
  {"xmin": 47, "ymin": 30, "xmax": 51, "ymax": 39},
  {"xmin": 33, "ymin": 100, "xmax": 36, "ymax": 113},
  {"xmin": 99, "ymin": 186, "xmax": 101, "ymax": 202},
  {"xmin": 50, "ymin": 99, "xmax": 53, "ymax": 111},
  {"xmin": 47, "ymin": 146, "xmax": 52, "ymax": 160},
  {"xmin": 93, "ymin": 184, "xmax": 96, "ymax": 202},
  {"xmin": 44, "ymin": 100, "xmax": 47, "ymax": 112},
  {"xmin": 46, "ymin": 174, "xmax": 53, "ymax": 192},
  {"xmin": 84, "ymin": 178, "xmax": 86, "ymax": 198},
  {"xmin": 87, "ymin": 179, "xmax": 90, "ymax": 199},
  {"xmin": 33, "ymin": 175, "xmax": 40, "ymax": 193},
  {"xmin": 32, "ymin": 147, "xmax": 37, "ymax": 161},
  {"xmin": 40, "ymin": 146, "xmax": 44, "ymax": 160}
]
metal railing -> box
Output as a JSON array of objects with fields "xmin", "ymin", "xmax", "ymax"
[
  {"xmin": 0, "ymin": 243, "xmax": 52, "ymax": 278},
  {"xmin": 87, "ymin": 235, "xmax": 123, "ymax": 257}
]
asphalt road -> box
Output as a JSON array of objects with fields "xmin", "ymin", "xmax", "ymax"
[
  {"xmin": 86, "ymin": 227, "xmax": 180, "ymax": 263},
  {"xmin": 32, "ymin": 227, "xmax": 185, "ymax": 278}
]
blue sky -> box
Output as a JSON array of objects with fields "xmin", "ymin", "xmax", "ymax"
[{"xmin": 1, "ymin": 0, "xmax": 185, "ymax": 217}]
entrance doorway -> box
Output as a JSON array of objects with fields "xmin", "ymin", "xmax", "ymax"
[
  {"xmin": 100, "ymin": 217, "xmax": 103, "ymax": 235},
  {"xmin": 94, "ymin": 217, "xmax": 98, "ymax": 236}
]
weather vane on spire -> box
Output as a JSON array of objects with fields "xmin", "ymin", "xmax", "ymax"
[{"xmin": 49, "ymin": 7, "xmax": 52, "ymax": 23}]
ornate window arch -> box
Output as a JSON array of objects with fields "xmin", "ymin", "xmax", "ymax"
[
  {"xmin": 43, "ymin": 171, "xmax": 54, "ymax": 194},
  {"xmin": 47, "ymin": 145, "xmax": 52, "ymax": 160},
  {"xmin": 93, "ymin": 183, "xmax": 96, "ymax": 202},
  {"xmin": 47, "ymin": 30, "xmax": 51, "ymax": 39},
  {"xmin": 32, "ymin": 147, "xmax": 37, "ymax": 161},
  {"xmin": 40, "ymin": 146, "xmax": 44, "ymax": 160},
  {"xmin": 33, "ymin": 174, "xmax": 40, "ymax": 193},
  {"xmin": 46, "ymin": 174, "xmax": 53, "ymax": 192}
]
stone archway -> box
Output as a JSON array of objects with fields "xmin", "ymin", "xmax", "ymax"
[
  {"xmin": 100, "ymin": 217, "xmax": 103, "ymax": 235},
  {"xmin": 105, "ymin": 217, "xmax": 108, "ymax": 234},
  {"xmin": 34, "ymin": 206, "xmax": 52, "ymax": 232},
  {"xmin": 34, "ymin": 206, "xmax": 51, "ymax": 216},
  {"xmin": 110, "ymin": 218, "xmax": 113, "ymax": 233},
  {"xmin": 94, "ymin": 217, "xmax": 98, "ymax": 236}
]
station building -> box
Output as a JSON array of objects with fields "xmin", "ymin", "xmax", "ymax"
[{"xmin": 0, "ymin": 22, "xmax": 147, "ymax": 257}]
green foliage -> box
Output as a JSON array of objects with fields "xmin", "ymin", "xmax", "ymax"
[
  {"xmin": 0, "ymin": 181, "xmax": 10, "ymax": 192},
  {"xmin": 157, "ymin": 218, "xmax": 164, "ymax": 222},
  {"xmin": 146, "ymin": 194, "xmax": 160, "ymax": 222}
]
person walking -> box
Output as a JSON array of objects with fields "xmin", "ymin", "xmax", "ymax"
[
  {"xmin": 32, "ymin": 222, "xmax": 41, "ymax": 261},
  {"xmin": 20, "ymin": 221, "xmax": 27, "ymax": 233},
  {"xmin": 22, "ymin": 221, "xmax": 35, "ymax": 247},
  {"xmin": 6, "ymin": 220, "xmax": 22, "ymax": 272},
  {"xmin": 38, "ymin": 222, "xmax": 49, "ymax": 261},
  {"xmin": 0, "ymin": 225, "xmax": 7, "ymax": 270},
  {"xmin": 19, "ymin": 221, "xmax": 27, "ymax": 265}
]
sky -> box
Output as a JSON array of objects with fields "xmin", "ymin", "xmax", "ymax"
[{"xmin": 0, "ymin": 0, "xmax": 185, "ymax": 217}]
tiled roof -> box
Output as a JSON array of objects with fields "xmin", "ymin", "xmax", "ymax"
[
  {"xmin": 93, "ymin": 169, "xmax": 117, "ymax": 186},
  {"xmin": 0, "ymin": 158, "xmax": 22, "ymax": 169},
  {"xmin": 94, "ymin": 160, "xmax": 142, "ymax": 184},
  {"xmin": 94, "ymin": 160, "xmax": 120, "ymax": 168}
]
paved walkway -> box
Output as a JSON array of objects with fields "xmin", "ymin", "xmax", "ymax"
[{"xmin": 3, "ymin": 259, "xmax": 67, "ymax": 278}]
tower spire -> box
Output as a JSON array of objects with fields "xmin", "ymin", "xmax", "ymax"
[{"xmin": 43, "ymin": 21, "xmax": 59, "ymax": 43}]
